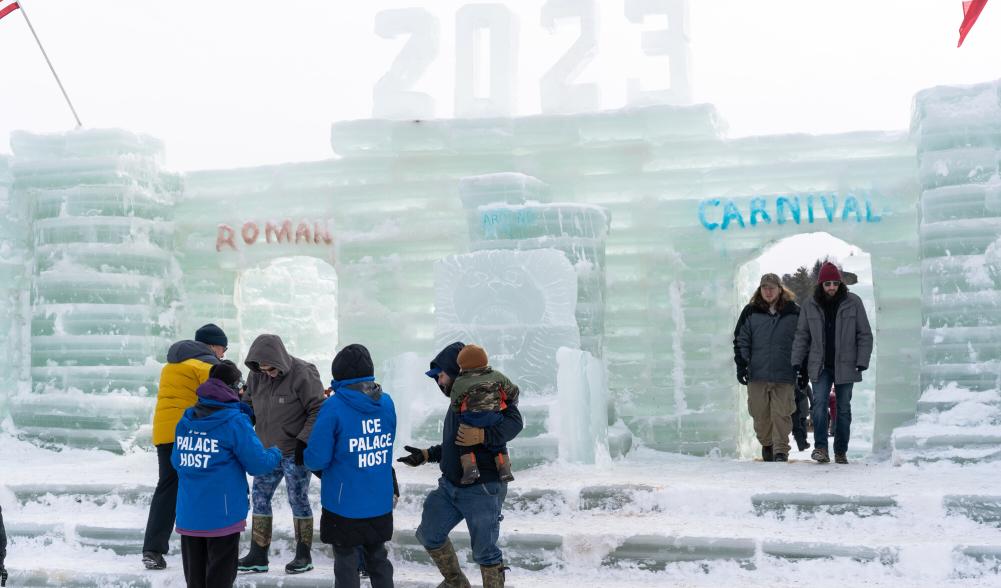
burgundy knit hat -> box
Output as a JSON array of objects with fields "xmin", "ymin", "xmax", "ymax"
[{"xmin": 818, "ymin": 262, "xmax": 842, "ymax": 284}]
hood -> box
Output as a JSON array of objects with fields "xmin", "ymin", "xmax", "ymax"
[
  {"xmin": 332, "ymin": 376, "xmax": 384, "ymax": 414},
  {"xmin": 180, "ymin": 398, "xmax": 240, "ymax": 433},
  {"xmin": 196, "ymin": 378, "xmax": 240, "ymax": 403},
  {"xmin": 167, "ymin": 340, "xmax": 218, "ymax": 365},
  {"xmin": 427, "ymin": 342, "xmax": 464, "ymax": 381},
  {"xmin": 245, "ymin": 334, "xmax": 292, "ymax": 376}
]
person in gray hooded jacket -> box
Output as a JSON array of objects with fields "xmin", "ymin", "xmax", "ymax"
[
  {"xmin": 734, "ymin": 273, "xmax": 801, "ymax": 462},
  {"xmin": 792, "ymin": 262, "xmax": 873, "ymax": 465},
  {"xmin": 238, "ymin": 334, "xmax": 325, "ymax": 575}
]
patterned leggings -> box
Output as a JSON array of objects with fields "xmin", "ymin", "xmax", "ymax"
[{"xmin": 251, "ymin": 456, "xmax": 313, "ymax": 518}]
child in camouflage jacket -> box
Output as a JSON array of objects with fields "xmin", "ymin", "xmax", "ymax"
[{"xmin": 450, "ymin": 345, "xmax": 520, "ymax": 484}]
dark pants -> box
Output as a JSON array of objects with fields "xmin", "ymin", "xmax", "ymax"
[
  {"xmin": 334, "ymin": 543, "xmax": 393, "ymax": 588},
  {"xmin": 791, "ymin": 383, "xmax": 811, "ymax": 448},
  {"xmin": 180, "ymin": 533, "xmax": 240, "ymax": 588},
  {"xmin": 143, "ymin": 443, "xmax": 177, "ymax": 554},
  {"xmin": 416, "ymin": 477, "xmax": 507, "ymax": 566},
  {"xmin": 812, "ymin": 368, "xmax": 854, "ymax": 454}
]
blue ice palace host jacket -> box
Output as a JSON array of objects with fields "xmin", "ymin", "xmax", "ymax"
[
  {"xmin": 305, "ymin": 375, "xmax": 397, "ymax": 519},
  {"xmin": 172, "ymin": 378, "xmax": 281, "ymax": 534}
]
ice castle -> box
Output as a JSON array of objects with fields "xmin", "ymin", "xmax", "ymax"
[{"xmin": 2, "ymin": 78, "xmax": 1000, "ymax": 467}]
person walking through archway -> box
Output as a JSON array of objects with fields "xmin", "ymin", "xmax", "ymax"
[
  {"xmin": 733, "ymin": 274, "xmax": 801, "ymax": 462},
  {"xmin": 792, "ymin": 262, "xmax": 874, "ymax": 464}
]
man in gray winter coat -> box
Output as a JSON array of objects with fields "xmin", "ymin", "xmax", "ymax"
[
  {"xmin": 239, "ymin": 334, "xmax": 325, "ymax": 575},
  {"xmin": 792, "ymin": 262, "xmax": 874, "ymax": 465},
  {"xmin": 734, "ymin": 273, "xmax": 801, "ymax": 462}
]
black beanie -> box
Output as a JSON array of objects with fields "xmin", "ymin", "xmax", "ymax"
[
  {"xmin": 331, "ymin": 344, "xmax": 375, "ymax": 381},
  {"xmin": 195, "ymin": 323, "xmax": 228, "ymax": 348},
  {"xmin": 209, "ymin": 360, "xmax": 242, "ymax": 387}
]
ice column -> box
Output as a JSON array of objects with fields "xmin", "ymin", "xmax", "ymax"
[
  {"xmin": 9, "ymin": 130, "xmax": 180, "ymax": 452},
  {"xmin": 912, "ymin": 81, "xmax": 1001, "ymax": 391},
  {"xmin": 0, "ymin": 155, "xmax": 30, "ymax": 416},
  {"xmin": 556, "ymin": 347, "xmax": 609, "ymax": 464}
]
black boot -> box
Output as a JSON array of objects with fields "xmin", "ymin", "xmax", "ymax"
[
  {"xmin": 142, "ymin": 551, "xmax": 166, "ymax": 570},
  {"xmin": 285, "ymin": 517, "xmax": 314, "ymax": 574},
  {"xmin": 238, "ymin": 542, "xmax": 269, "ymax": 573},
  {"xmin": 761, "ymin": 445, "xmax": 774, "ymax": 462},
  {"xmin": 238, "ymin": 515, "xmax": 271, "ymax": 573}
]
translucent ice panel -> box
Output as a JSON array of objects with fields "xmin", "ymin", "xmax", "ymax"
[
  {"xmin": 234, "ymin": 256, "xmax": 338, "ymax": 368},
  {"xmin": 435, "ymin": 249, "xmax": 580, "ymax": 393},
  {"xmin": 556, "ymin": 347, "xmax": 609, "ymax": 464}
]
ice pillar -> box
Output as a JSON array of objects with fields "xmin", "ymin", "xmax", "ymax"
[{"xmin": 10, "ymin": 130, "xmax": 180, "ymax": 452}]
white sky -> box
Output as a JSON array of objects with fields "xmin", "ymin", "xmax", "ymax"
[{"xmin": 1, "ymin": 0, "xmax": 999, "ymax": 171}]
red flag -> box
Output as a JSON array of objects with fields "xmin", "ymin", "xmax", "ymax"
[
  {"xmin": 0, "ymin": 1, "xmax": 20, "ymax": 22},
  {"xmin": 959, "ymin": 0, "xmax": 990, "ymax": 47}
]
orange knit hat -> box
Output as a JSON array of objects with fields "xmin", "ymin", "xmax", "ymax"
[{"xmin": 457, "ymin": 344, "xmax": 488, "ymax": 371}]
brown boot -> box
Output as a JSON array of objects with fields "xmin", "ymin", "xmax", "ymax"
[
  {"xmin": 494, "ymin": 453, "xmax": 514, "ymax": 482},
  {"xmin": 480, "ymin": 562, "xmax": 506, "ymax": 588},
  {"xmin": 427, "ymin": 539, "xmax": 471, "ymax": 588},
  {"xmin": 459, "ymin": 453, "xmax": 480, "ymax": 484}
]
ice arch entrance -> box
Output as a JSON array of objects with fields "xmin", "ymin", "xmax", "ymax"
[
  {"xmin": 233, "ymin": 256, "xmax": 338, "ymax": 368},
  {"xmin": 734, "ymin": 233, "xmax": 876, "ymax": 459}
]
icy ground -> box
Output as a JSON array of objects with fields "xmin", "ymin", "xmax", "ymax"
[{"xmin": 1, "ymin": 424, "xmax": 1000, "ymax": 587}]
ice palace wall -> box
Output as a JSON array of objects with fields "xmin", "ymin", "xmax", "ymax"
[{"xmin": 2, "ymin": 79, "xmax": 1000, "ymax": 463}]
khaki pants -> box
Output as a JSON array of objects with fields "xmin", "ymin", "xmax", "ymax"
[{"xmin": 747, "ymin": 381, "xmax": 796, "ymax": 454}]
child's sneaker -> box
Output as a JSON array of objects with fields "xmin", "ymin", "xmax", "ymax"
[
  {"xmin": 460, "ymin": 453, "xmax": 480, "ymax": 484},
  {"xmin": 495, "ymin": 453, "xmax": 514, "ymax": 482}
]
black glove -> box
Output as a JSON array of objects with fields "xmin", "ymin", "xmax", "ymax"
[
  {"xmin": 397, "ymin": 445, "xmax": 427, "ymax": 467},
  {"xmin": 736, "ymin": 365, "xmax": 749, "ymax": 386},
  {"xmin": 857, "ymin": 365, "xmax": 867, "ymax": 373},
  {"xmin": 294, "ymin": 439, "xmax": 306, "ymax": 466},
  {"xmin": 795, "ymin": 366, "xmax": 809, "ymax": 390}
]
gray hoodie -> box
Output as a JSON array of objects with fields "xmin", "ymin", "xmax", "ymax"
[{"xmin": 243, "ymin": 334, "xmax": 325, "ymax": 456}]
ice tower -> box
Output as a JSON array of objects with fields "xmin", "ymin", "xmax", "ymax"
[
  {"xmin": 892, "ymin": 80, "xmax": 1001, "ymax": 462},
  {"xmin": 7, "ymin": 130, "xmax": 180, "ymax": 451}
]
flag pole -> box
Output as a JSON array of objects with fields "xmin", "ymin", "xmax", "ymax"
[{"xmin": 17, "ymin": 1, "xmax": 82, "ymax": 127}]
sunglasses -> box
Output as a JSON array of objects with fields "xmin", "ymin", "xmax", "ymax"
[{"xmin": 823, "ymin": 281, "xmax": 841, "ymax": 287}]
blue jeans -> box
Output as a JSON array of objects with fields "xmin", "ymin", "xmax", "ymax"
[
  {"xmin": 416, "ymin": 477, "xmax": 507, "ymax": 566},
  {"xmin": 812, "ymin": 368, "xmax": 854, "ymax": 455},
  {"xmin": 251, "ymin": 456, "xmax": 313, "ymax": 518}
]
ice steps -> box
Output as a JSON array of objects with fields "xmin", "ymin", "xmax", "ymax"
[{"xmin": 8, "ymin": 481, "xmax": 1001, "ymax": 570}]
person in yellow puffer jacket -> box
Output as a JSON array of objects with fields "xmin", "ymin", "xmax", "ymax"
[{"xmin": 141, "ymin": 324, "xmax": 228, "ymax": 571}]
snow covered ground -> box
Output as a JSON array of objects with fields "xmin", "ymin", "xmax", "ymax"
[{"xmin": 2, "ymin": 420, "xmax": 1000, "ymax": 587}]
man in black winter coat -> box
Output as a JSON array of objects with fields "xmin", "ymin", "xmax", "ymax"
[
  {"xmin": 397, "ymin": 341, "xmax": 523, "ymax": 588},
  {"xmin": 733, "ymin": 274, "xmax": 801, "ymax": 462}
]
